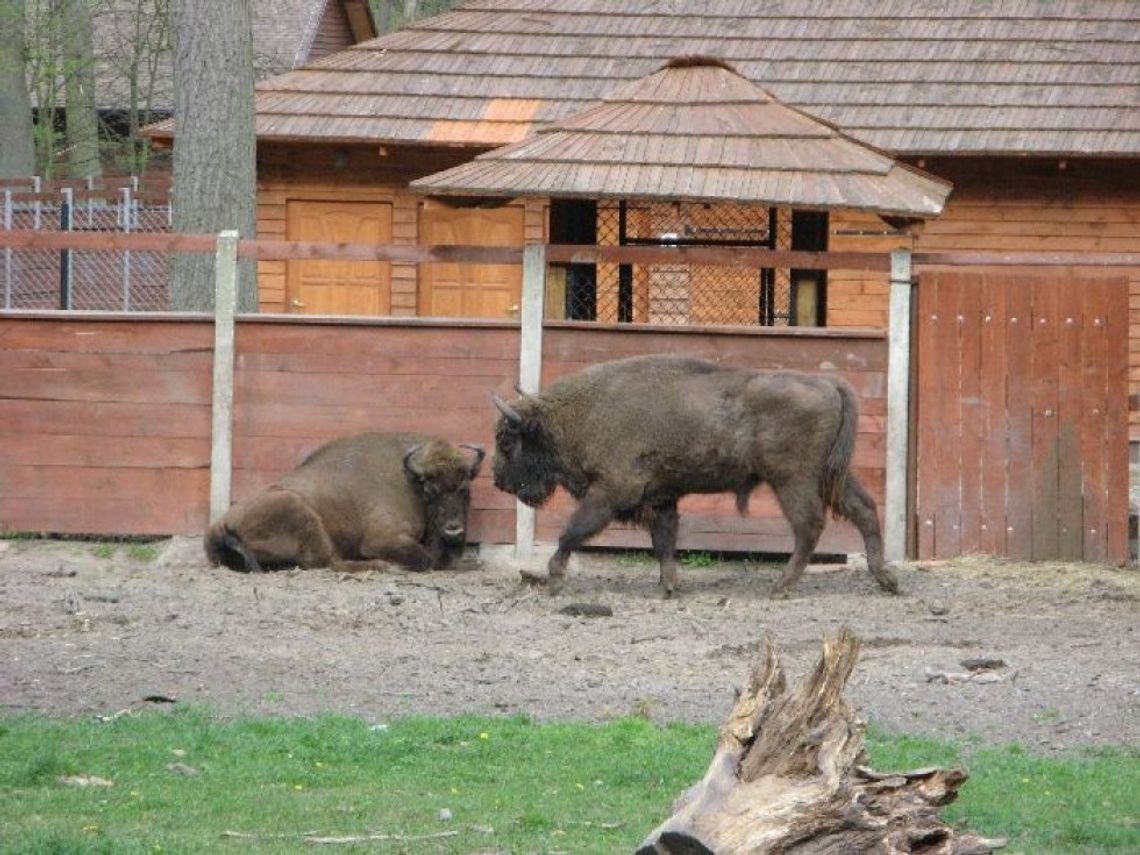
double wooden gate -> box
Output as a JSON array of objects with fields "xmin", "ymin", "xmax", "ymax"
[{"xmin": 913, "ymin": 271, "xmax": 1129, "ymax": 562}]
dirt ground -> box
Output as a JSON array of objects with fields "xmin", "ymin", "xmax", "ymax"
[{"xmin": 0, "ymin": 537, "xmax": 1137, "ymax": 756}]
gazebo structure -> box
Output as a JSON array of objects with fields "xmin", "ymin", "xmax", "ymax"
[{"xmin": 413, "ymin": 57, "xmax": 951, "ymax": 328}]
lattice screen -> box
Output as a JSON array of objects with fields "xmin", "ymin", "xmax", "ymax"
[{"xmin": 550, "ymin": 200, "xmax": 821, "ymax": 327}]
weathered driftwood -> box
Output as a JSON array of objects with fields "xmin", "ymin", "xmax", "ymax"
[{"xmin": 637, "ymin": 629, "xmax": 1005, "ymax": 854}]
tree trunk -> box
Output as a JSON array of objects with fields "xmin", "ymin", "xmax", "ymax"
[
  {"xmin": 170, "ymin": 0, "xmax": 256, "ymax": 311},
  {"xmin": 59, "ymin": 0, "xmax": 101, "ymax": 177},
  {"xmin": 0, "ymin": 0, "xmax": 36, "ymax": 176},
  {"xmin": 638, "ymin": 630, "xmax": 1006, "ymax": 854}
]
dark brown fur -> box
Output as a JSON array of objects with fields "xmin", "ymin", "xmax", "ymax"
[
  {"xmin": 492, "ymin": 355, "xmax": 897, "ymax": 596},
  {"xmin": 205, "ymin": 432, "xmax": 483, "ymax": 573}
]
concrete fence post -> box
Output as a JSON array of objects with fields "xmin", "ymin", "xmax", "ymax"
[
  {"xmin": 885, "ymin": 248, "xmax": 914, "ymax": 563},
  {"xmin": 514, "ymin": 243, "xmax": 546, "ymax": 558},
  {"xmin": 209, "ymin": 230, "xmax": 239, "ymax": 523}
]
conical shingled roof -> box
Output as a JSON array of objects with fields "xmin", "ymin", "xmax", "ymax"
[{"xmin": 411, "ymin": 57, "xmax": 951, "ymax": 218}]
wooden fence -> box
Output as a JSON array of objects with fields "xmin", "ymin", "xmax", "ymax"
[
  {"xmin": 2, "ymin": 228, "xmax": 1135, "ymax": 563},
  {"xmin": 0, "ymin": 312, "xmax": 884, "ymax": 555}
]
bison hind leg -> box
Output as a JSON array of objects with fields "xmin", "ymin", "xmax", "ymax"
[
  {"xmin": 834, "ymin": 476, "xmax": 896, "ymax": 594},
  {"xmin": 770, "ymin": 481, "xmax": 826, "ymax": 596}
]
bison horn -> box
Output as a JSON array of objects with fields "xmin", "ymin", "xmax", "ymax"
[
  {"xmin": 492, "ymin": 394, "xmax": 523, "ymax": 425},
  {"xmin": 514, "ymin": 383, "xmax": 540, "ymax": 405},
  {"xmin": 403, "ymin": 444, "xmax": 425, "ymax": 479},
  {"xmin": 459, "ymin": 443, "xmax": 485, "ymax": 476}
]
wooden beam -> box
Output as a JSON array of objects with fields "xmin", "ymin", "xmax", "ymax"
[
  {"xmin": 209, "ymin": 231, "xmax": 238, "ymax": 523},
  {"xmin": 885, "ymin": 249, "xmax": 913, "ymax": 563},
  {"xmin": 546, "ymin": 243, "xmax": 892, "ymax": 271},
  {"xmin": 514, "ymin": 243, "xmax": 546, "ymax": 558}
]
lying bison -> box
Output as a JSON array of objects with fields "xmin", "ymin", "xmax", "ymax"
[
  {"xmin": 492, "ymin": 355, "xmax": 897, "ymax": 596},
  {"xmin": 205, "ymin": 432, "xmax": 484, "ymax": 573}
]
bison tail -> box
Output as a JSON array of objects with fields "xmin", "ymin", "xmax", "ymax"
[
  {"xmin": 821, "ymin": 380, "xmax": 859, "ymax": 512},
  {"xmin": 205, "ymin": 524, "xmax": 263, "ymax": 573}
]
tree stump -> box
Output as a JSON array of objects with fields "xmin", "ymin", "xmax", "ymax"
[{"xmin": 637, "ymin": 629, "xmax": 1006, "ymax": 854}]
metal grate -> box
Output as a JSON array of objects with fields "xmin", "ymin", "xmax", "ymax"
[
  {"xmin": 550, "ymin": 200, "xmax": 824, "ymax": 327},
  {"xmin": 2, "ymin": 179, "xmax": 172, "ymax": 311}
]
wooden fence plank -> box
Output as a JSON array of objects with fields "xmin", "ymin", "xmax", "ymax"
[
  {"xmin": 1004, "ymin": 278, "xmax": 1034, "ymax": 559},
  {"xmin": 1056, "ymin": 279, "xmax": 1086, "ymax": 559},
  {"xmin": 1030, "ymin": 279, "xmax": 1061, "ymax": 559},
  {"xmin": 978, "ymin": 274, "xmax": 1009, "ymax": 555},
  {"xmin": 958, "ymin": 276, "xmax": 983, "ymax": 553},
  {"xmin": 1080, "ymin": 278, "xmax": 1109, "ymax": 562},
  {"xmin": 914, "ymin": 273, "xmax": 940, "ymax": 559},
  {"xmin": 1104, "ymin": 278, "xmax": 1131, "ymax": 561},
  {"xmin": 933, "ymin": 273, "xmax": 963, "ymax": 558}
]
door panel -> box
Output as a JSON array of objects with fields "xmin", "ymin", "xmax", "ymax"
[
  {"xmin": 419, "ymin": 202, "xmax": 524, "ymax": 318},
  {"xmin": 286, "ymin": 200, "xmax": 392, "ymax": 315}
]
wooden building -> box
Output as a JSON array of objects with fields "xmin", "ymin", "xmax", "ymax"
[{"xmin": 145, "ymin": 0, "xmax": 1139, "ymax": 426}]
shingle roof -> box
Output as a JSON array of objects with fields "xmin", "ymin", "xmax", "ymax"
[
  {"xmin": 221, "ymin": 0, "xmax": 1138, "ymax": 156},
  {"xmin": 410, "ymin": 57, "xmax": 952, "ymax": 216}
]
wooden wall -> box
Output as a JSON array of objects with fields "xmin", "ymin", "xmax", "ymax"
[
  {"xmin": 255, "ymin": 144, "xmax": 545, "ymax": 315},
  {"xmin": 830, "ymin": 156, "xmax": 1140, "ymax": 438},
  {"xmin": 532, "ymin": 323, "xmax": 888, "ymax": 554},
  {"xmin": 0, "ymin": 312, "xmax": 885, "ymax": 559}
]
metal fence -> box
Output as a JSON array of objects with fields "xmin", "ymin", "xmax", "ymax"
[{"xmin": 2, "ymin": 177, "xmax": 172, "ymax": 311}]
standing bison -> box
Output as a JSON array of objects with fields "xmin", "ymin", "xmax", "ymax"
[
  {"xmin": 492, "ymin": 355, "xmax": 897, "ymax": 596},
  {"xmin": 205, "ymin": 432, "xmax": 484, "ymax": 573}
]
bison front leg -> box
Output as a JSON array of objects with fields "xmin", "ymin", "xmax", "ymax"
[
  {"xmin": 353, "ymin": 527, "xmax": 438, "ymax": 573},
  {"xmin": 529, "ymin": 488, "xmax": 615, "ymax": 592},
  {"xmin": 770, "ymin": 481, "xmax": 825, "ymax": 596},
  {"xmin": 646, "ymin": 501, "xmax": 681, "ymax": 597}
]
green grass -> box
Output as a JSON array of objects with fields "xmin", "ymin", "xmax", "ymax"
[{"xmin": 0, "ymin": 710, "xmax": 1135, "ymax": 854}]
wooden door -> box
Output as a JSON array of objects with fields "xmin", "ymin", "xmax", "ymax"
[
  {"xmin": 285, "ymin": 200, "xmax": 392, "ymax": 315},
  {"xmin": 418, "ymin": 201, "xmax": 523, "ymax": 318},
  {"xmin": 914, "ymin": 272, "xmax": 1128, "ymax": 562}
]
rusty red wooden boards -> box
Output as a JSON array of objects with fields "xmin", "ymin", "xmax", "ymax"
[
  {"xmin": 915, "ymin": 273, "xmax": 1128, "ymax": 562},
  {"xmin": 0, "ymin": 315, "xmax": 521, "ymax": 540},
  {"xmin": 0, "ymin": 314, "xmax": 886, "ymax": 559}
]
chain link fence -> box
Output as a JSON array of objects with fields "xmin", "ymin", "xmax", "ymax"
[
  {"xmin": 547, "ymin": 200, "xmax": 828, "ymax": 327},
  {"xmin": 2, "ymin": 177, "xmax": 172, "ymax": 311}
]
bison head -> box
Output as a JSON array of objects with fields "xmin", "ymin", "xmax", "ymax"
[
  {"xmin": 403, "ymin": 441, "xmax": 484, "ymax": 545},
  {"xmin": 491, "ymin": 394, "xmax": 562, "ymax": 508}
]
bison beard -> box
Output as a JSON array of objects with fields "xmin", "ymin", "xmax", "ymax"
[{"xmin": 492, "ymin": 355, "xmax": 898, "ymax": 597}]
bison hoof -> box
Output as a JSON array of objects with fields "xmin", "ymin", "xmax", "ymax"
[
  {"xmin": 873, "ymin": 565, "xmax": 900, "ymax": 595},
  {"xmin": 768, "ymin": 581, "xmax": 795, "ymax": 598},
  {"xmin": 520, "ymin": 569, "xmax": 564, "ymax": 594}
]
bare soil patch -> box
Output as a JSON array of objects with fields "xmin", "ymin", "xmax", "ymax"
[{"xmin": 1, "ymin": 538, "xmax": 1136, "ymax": 755}]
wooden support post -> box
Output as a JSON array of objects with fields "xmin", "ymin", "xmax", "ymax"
[
  {"xmin": 514, "ymin": 243, "xmax": 546, "ymax": 558},
  {"xmin": 885, "ymin": 249, "xmax": 913, "ymax": 563},
  {"xmin": 209, "ymin": 230, "xmax": 239, "ymax": 523}
]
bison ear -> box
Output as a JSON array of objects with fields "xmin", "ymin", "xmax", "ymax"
[
  {"xmin": 459, "ymin": 443, "xmax": 485, "ymax": 478},
  {"xmin": 403, "ymin": 444, "xmax": 426, "ymax": 480}
]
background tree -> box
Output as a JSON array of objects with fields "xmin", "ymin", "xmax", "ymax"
[
  {"xmin": 57, "ymin": 0, "xmax": 101, "ymax": 177},
  {"xmin": 0, "ymin": 0, "xmax": 36, "ymax": 176},
  {"xmin": 169, "ymin": 0, "xmax": 256, "ymax": 310}
]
